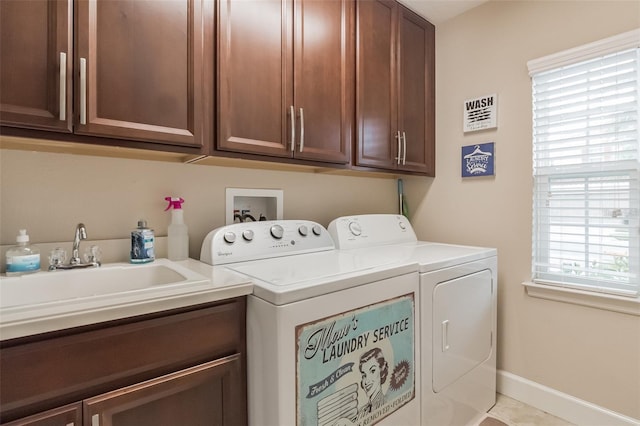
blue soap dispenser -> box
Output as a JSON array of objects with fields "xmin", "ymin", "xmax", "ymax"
[{"xmin": 130, "ymin": 220, "xmax": 155, "ymax": 264}]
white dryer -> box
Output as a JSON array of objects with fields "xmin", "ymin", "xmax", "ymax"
[
  {"xmin": 200, "ymin": 220, "xmax": 422, "ymax": 426},
  {"xmin": 329, "ymin": 214, "xmax": 498, "ymax": 426}
]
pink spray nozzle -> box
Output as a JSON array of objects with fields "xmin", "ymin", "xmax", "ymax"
[{"xmin": 165, "ymin": 197, "xmax": 185, "ymax": 211}]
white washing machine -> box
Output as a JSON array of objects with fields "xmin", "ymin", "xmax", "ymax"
[
  {"xmin": 200, "ymin": 220, "xmax": 422, "ymax": 426},
  {"xmin": 328, "ymin": 214, "xmax": 498, "ymax": 426}
]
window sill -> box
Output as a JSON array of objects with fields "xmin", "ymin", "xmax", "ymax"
[{"xmin": 522, "ymin": 282, "xmax": 640, "ymax": 316}]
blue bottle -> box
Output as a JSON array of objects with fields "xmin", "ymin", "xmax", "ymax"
[{"xmin": 130, "ymin": 220, "xmax": 155, "ymax": 264}]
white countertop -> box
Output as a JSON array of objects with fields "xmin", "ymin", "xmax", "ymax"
[{"xmin": 0, "ymin": 258, "xmax": 253, "ymax": 341}]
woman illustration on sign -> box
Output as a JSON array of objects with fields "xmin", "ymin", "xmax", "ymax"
[
  {"xmin": 356, "ymin": 347, "xmax": 388, "ymax": 418},
  {"xmin": 333, "ymin": 347, "xmax": 389, "ymax": 426}
]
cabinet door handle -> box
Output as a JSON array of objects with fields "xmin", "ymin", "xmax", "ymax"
[
  {"xmin": 290, "ymin": 105, "xmax": 296, "ymax": 152},
  {"xmin": 59, "ymin": 52, "xmax": 67, "ymax": 121},
  {"xmin": 80, "ymin": 57, "xmax": 87, "ymax": 125},
  {"xmin": 91, "ymin": 414, "xmax": 100, "ymax": 426},
  {"xmin": 299, "ymin": 108, "xmax": 305, "ymax": 152},
  {"xmin": 395, "ymin": 131, "xmax": 401, "ymax": 164},
  {"xmin": 402, "ymin": 131, "xmax": 407, "ymax": 165}
]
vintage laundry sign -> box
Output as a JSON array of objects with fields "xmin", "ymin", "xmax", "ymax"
[
  {"xmin": 462, "ymin": 142, "xmax": 495, "ymax": 177},
  {"xmin": 463, "ymin": 93, "xmax": 497, "ymax": 132},
  {"xmin": 296, "ymin": 294, "xmax": 415, "ymax": 426}
]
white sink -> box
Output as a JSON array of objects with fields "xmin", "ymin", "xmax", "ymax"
[{"xmin": 0, "ymin": 259, "xmax": 211, "ymax": 309}]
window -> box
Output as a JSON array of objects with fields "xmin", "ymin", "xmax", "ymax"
[{"xmin": 529, "ymin": 30, "xmax": 640, "ymax": 298}]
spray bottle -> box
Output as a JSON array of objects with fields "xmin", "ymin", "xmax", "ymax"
[{"xmin": 165, "ymin": 197, "xmax": 189, "ymax": 261}]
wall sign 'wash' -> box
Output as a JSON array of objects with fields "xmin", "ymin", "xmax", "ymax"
[
  {"xmin": 462, "ymin": 142, "xmax": 495, "ymax": 178},
  {"xmin": 463, "ymin": 93, "xmax": 497, "ymax": 132},
  {"xmin": 296, "ymin": 294, "xmax": 415, "ymax": 426}
]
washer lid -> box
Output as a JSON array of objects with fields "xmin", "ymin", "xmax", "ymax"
[{"xmin": 227, "ymin": 249, "xmax": 416, "ymax": 305}]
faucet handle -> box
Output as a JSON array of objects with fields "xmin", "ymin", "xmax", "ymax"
[
  {"xmin": 48, "ymin": 247, "xmax": 67, "ymax": 267},
  {"xmin": 84, "ymin": 245, "xmax": 102, "ymax": 265}
]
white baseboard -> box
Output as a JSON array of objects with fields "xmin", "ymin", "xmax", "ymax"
[{"xmin": 497, "ymin": 370, "xmax": 640, "ymax": 426}]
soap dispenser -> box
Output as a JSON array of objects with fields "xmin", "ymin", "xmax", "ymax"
[{"xmin": 6, "ymin": 229, "xmax": 41, "ymax": 276}]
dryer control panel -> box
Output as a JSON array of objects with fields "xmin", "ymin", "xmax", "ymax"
[
  {"xmin": 200, "ymin": 220, "xmax": 334, "ymax": 265},
  {"xmin": 328, "ymin": 214, "xmax": 417, "ymax": 249}
]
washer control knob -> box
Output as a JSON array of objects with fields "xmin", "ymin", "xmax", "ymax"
[
  {"xmin": 242, "ymin": 230, "xmax": 254, "ymax": 241},
  {"xmin": 399, "ymin": 221, "xmax": 406, "ymax": 230},
  {"xmin": 298, "ymin": 225, "xmax": 308, "ymax": 236},
  {"xmin": 312, "ymin": 225, "xmax": 322, "ymax": 236},
  {"xmin": 348, "ymin": 222, "xmax": 362, "ymax": 236},
  {"xmin": 270, "ymin": 224, "xmax": 284, "ymax": 239},
  {"xmin": 223, "ymin": 231, "xmax": 236, "ymax": 244}
]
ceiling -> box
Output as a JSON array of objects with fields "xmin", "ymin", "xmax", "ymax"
[{"xmin": 398, "ymin": 0, "xmax": 488, "ymax": 25}]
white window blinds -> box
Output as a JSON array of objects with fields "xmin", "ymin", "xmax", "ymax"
[{"xmin": 529, "ymin": 31, "xmax": 640, "ymax": 297}]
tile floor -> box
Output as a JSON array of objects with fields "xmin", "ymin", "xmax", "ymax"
[{"xmin": 487, "ymin": 394, "xmax": 575, "ymax": 426}]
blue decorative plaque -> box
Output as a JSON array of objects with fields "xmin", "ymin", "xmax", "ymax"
[
  {"xmin": 296, "ymin": 294, "xmax": 415, "ymax": 426},
  {"xmin": 462, "ymin": 142, "xmax": 495, "ymax": 177}
]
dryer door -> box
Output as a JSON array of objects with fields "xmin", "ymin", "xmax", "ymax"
[{"xmin": 432, "ymin": 269, "xmax": 493, "ymax": 392}]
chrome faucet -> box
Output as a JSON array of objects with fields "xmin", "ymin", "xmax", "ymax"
[
  {"xmin": 48, "ymin": 223, "xmax": 101, "ymax": 271},
  {"xmin": 71, "ymin": 223, "xmax": 88, "ymax": 265}
]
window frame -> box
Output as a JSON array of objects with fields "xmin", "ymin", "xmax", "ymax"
[{"xmin": 526, "ymin": 29, "xmax": 640, "ymax": 311}]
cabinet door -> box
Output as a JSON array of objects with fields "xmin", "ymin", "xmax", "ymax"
[
  {"xmin": 74, "ymin": 0, "xmax": 212, "ymax": 149},
  {"xmin": 2, "ymin": 403, "xmax": 81, "ymax": 426},
  {"xmin": 217, "ymin": 0, "xmax": 293, "ymax": 158},
  {"xmin": 397, "ymin": 5, "xmax": 435, "ymax": 175},
  {"xmin": 355, "ymin": 0, "xmax": 398, "ymax": 169},
  {"xmin": 84, "ymin": 355, "xmax": 245, "ymax": 426},
  {"xmin": 293, "ymin": 0, "xmax": 353, "ymax": 164},
  {"xmin": 0, "ymin": 301, "xmax": 245, "ymax": 423},
  {"xmin": 0, "ymin": 0, "xmax": 72, "ymax": 132}
]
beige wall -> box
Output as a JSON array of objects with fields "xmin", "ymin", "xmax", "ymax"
[
  {"xmin": 405, "ymin": 0, "xmax": 640, "ymax": 419},
  {"xmin": 0, "ymin": 149, "xmax": 398, "ymax": 252}
]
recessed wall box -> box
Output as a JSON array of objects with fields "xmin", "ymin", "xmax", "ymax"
[{"xmin": 225, "ymin": 188, "xmax": 283, "ymax": 225}]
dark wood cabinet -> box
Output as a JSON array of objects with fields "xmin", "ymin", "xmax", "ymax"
[
  {"xmin": 3, "ymin": 358, "xmax": 242, "ymax": 426},
  {"xmin": 2, "ymin": 403, "xmax": 81, "ymax": 426},
  {"xmin": 1, "ymin": 0, "xmax": 213, "ymax": 151},
  {"xmin": 0, "ymin": 0, "xmax": 73, "ymax": 133},
  {"xmin": 2, "ymin": 0, "xmax": 435, "ymax": 176},
  {"xmin": 0, "ymin": 298, "xmax": 247, "ymax": 426},
  {"xmin": 356, "ymin": 0, "xmax": 435, "ymax": 175},
  {"xmin": 84, "ymin": 355, "xmax": 243, "ymax": 426},
  {"xmin": 355, "ymin": 0, "xmax": 397, "ymax": 170},
  {"xmin": 74, "ymin": 0, "xmax": 213, "ymax": 148},
  {"xmin": 217, "ymin": 0, "xmax": 353, "ymax": 164}
]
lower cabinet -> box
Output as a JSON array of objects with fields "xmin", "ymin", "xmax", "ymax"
[
  {"xmin": 4, "ymin": 356, "xmax": 242, "ymax": 426},
  {"xmin": 85, "ymin": 355, "xmax": 242, "ymax": 426},
  {"xmin": 2, "ymin": 403, "xmax": 81, "ymax": 426},
  {"xmin": 0, "ymin": 298, "xmax": 247, "ymax": 426}
]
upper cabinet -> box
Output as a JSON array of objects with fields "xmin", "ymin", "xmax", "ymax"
[
  {"xmin": 0, "ymin": 0, "xmax": 73, "ymax": 133},
  {"xmin": 217, "ymin": 0, "xmax": 354, "ymax": 164},
  {"xmin": 75, "ymin": 0, "xmax": 212, "ymax": 148},
  {"xmin": 1, "ymin": 0, "xmax": 213, "ymax": 151},
  {"xmin": 356, "ymin": 0, "xmax": 435, "ymax": 175},
  {"xmin": 1, "ymin": 0, "xmax": 434, "ymax": 175}
]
